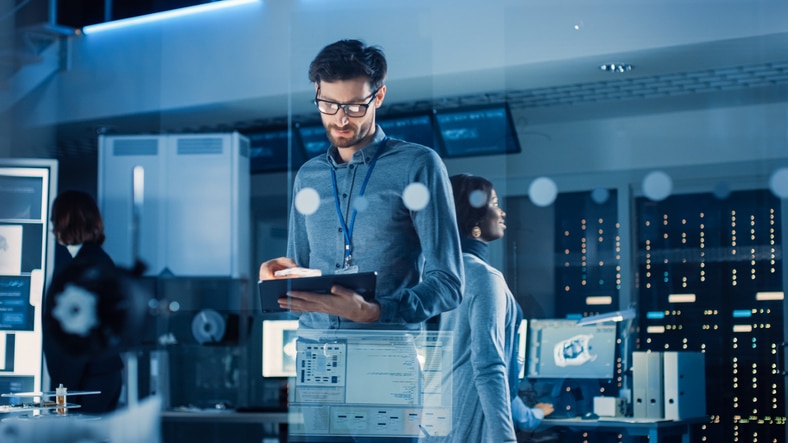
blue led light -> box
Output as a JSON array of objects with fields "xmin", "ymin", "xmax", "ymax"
[
  {"xmin": 732, "ymin": 309, "xmax": 752, "ymax": 318},
  {"xmin": 83, "ymin": 0, "xmax": 259, "ymax": 35},
  {"xmin": 646, "ymin": 311, "xmax": 665, "ymax": 319}
]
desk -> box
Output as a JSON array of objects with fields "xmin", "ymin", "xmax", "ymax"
[
  {"xmin": 161, "ymin": 410, "xmax": 292, "ymax": 424},
  {"xmin": 539, "ymin": 416, "xmax": 709, "ymax": 443},
  {"xmin": 161, "ymin": 410, "xmax": 298, "ymax": 443}
]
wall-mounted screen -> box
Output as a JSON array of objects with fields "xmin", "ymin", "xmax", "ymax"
[
  {"xmin": 526, "ymin": 318, "xmax": 617, "ymax": 380},
  {"xmin": 297, "ymin": 114, "xmax": 442, "ymax": 158},
  {"xmin": 434, "ymin": 103, "xmax": 521, "ymax": 158},
  {"xmin": 246, "ymin": 128, "xmax": 304, "ymax": 173},
  {"xmin": 296, "ymin": 122, "xmax": 329, "ymax": 159},
  {"xmin": 379, "ymin": 113, "xmax": 441, "ymax": 153},
  {"xmin": 261, "ymin": 319, "xmax": 298, "ymax": 378}
]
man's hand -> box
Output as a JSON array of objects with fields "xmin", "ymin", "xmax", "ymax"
[
  {"xmin": 280, "ymin": 284, "xmax": 380, "ymax": 323},
  {"xmin": 535, "ymin": 403, "xmax": 554, "ymax": 417},
  {"xmin": 259, "ymin": 257, "xmax": 298, "ymax": 280}
]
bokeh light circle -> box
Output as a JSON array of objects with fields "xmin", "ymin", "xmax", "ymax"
[
  {"xmin": 353, "ymin": 195, "xmax": 369, "ymax": 212},
  {"xmin": 529, "ymin": 177, "xmax": 558, "ymax": 207},
  {"xmin": 769, "ymin": 168, "xmax": 788, "ymax": 199},
  {"xmin": 713, "ymin": 181, "xmax": 732, "ymax": 200},
  {"xmin": 294, "ymin": 187, "xmax": 320, "ymax": 215},
  {"xmin": 402, "ymin": 183, "xmax": 430, "ymax": 211},
  {"xmin": 642, "ymin": 171, "xmax": 673, "ymax": 201},
  {"xmin": 469, "ymin": 190, "xmax": 487, "ymax": 208},
  {"xmin": 591, "ymin": 188, "xmax": 610, "ymax": 204}
]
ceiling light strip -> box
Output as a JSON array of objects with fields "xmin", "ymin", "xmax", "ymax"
[{"xmin": 82, "ymin": 0, "xmax": 259, "ymax": 35}]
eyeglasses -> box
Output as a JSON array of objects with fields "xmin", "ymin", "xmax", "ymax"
[{"xmin": 314, "ymin": 88, "xmax": 379, "ymax": 118}]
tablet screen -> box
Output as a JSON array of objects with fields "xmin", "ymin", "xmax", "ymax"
[{"xmin": 258, "ymin": 272, "xmax": 377, "ymax": 313}]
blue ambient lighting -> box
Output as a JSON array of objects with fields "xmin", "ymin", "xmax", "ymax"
[{"xmin": 82, "ymin": 0, "xmax": 259, "ymax": 35}]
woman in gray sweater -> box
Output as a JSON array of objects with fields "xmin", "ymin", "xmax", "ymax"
[{"xmin": 439, "ymin": 173, "xmax": 518, "ymax": 442}]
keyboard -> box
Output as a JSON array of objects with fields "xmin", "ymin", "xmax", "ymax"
[{"xmin": 545, "ymin": 412, "xmax": 578, "ymax": 420}]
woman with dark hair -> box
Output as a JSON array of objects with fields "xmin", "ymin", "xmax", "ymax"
[
  {"xmin": 43, "ymin": 190, "xmax": 123, "ymax": 414},
  {"xmin": 440, "ymin": 174, "xmax": 552, "ymax": 442},
  {"xmin": 50, "ymin": 190, "xmax": 108, "ymax": 255}
]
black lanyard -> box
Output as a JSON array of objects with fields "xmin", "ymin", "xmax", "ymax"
[{"xmin": 330, "ymin": 143, "xmax": 384, "ymax": 269}]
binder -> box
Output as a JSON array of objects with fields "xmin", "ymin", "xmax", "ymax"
[
  {"xmin": 633, "ymin": 351, "xmax": 664, "ymax": 418},
  {"xmin": 663, "ymin": 351, "xmax": 706, "ymax": 419}
]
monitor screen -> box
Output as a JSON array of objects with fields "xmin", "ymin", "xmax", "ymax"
[
  {"xmin": 297, "ymin": 115, "xmax": 442, "ymax": 158},
  {"xmin": 378, "ymin": 113, "xmax": 441, "ymax": 153},
  {"xmin": 526, "ymin": 318, "xmax": 617, "ymax": 379},
  {"xmin": 261, "ymin": 319, "xmax": 299, "ymax": 378},
  {"xmin": 433, "ymin": 103, "xmax": 521, "ymax": 157},
  {"xmin": 0, "ymin": 164, "xmax": 54, "ymax": 396},
  {"xmin": 516, "ymin": 318, "xmax": 528, "ymax": 380},
  {"xmin": 287, "ymin": 329, "xmax": 454, "ymax": 439},
  {"xmin": 246, "ymin": 128, "xmax": 304, "ymax": 173},
  {"xmin": 296, "ymin": 122, "xmax": 330, "ymax": 159}
]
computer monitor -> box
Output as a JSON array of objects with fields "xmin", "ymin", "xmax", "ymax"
[
  {"xmin": 516, "ymin": 318, "xmax": 528, "ymax": 380},
  {"xmin": 378, "ymin": 113, "xmax": 441, "ymax": 152},
  {"xmin": 297, "ymin": 114, "xmax": 442, "ymax": 158},
  {"xmin": 525, "ymin": 318, "xmax": 617, "ymax": 380},
  {"xmin": 433, "ymin": 103, "xmax": 521, "ymax": 158},
  {"xmin": 261, "ymin": 319, "xmax": 299, "ymax": 378},
  {"xmin": 245, "ymin": 127, "xmax": 305, "ymax": 173},
  {"xmin": 295, "ymin": 122, "xmax": 329, "ymax": 159}
]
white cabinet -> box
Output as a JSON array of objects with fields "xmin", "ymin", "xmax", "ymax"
[{"xmin": 98, "ymin": 133, "xmax": 250, "ymax": 278}]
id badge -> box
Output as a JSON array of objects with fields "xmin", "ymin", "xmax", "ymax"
[{"xmin": 335, "ymin": 265, "xmax": 359, "ymax": 275}]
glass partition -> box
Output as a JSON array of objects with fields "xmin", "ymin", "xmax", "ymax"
[{"xmin": 3, "ymin": 1, "xmax": 787, "ymax": 441}]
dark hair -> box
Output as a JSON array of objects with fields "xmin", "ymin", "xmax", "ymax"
[
  {"xmin": 51, "ymin": 190, "xmax": 106, "ymax": 245},
  {"xmin": 450, "ymin": 173, "xmax": 494, "ymax": 237},
  {"xmin": 308, "ymin": 39, "xmax": 387, "ymax": 91}
]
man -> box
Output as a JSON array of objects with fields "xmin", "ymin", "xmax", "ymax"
[{"xmin": 259, "ymin": 39, "xmax": 463, "ymax": 330}]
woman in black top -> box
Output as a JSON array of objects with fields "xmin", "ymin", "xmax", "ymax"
[{"xmin": 43, "ymin": 190, "xmax": 123, "ymax": 414}]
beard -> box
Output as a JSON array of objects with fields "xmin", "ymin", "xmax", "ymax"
[{"xmin": 326, "ymin": 120, "xmax": 372, "ymax": 149}]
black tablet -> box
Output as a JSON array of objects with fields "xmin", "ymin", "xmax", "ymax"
[{"xmin": 258, "ymin": 271, "xmax": 378, "ymax": 313}]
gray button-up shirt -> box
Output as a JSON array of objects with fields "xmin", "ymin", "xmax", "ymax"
[{"xmin": 286, "ymin": 127, "xmax": 464, "ymax": 329}]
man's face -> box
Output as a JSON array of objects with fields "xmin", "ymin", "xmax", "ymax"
[{"xmin": 315, "ymin": 78, "xmax": 385, "ymax": 153}]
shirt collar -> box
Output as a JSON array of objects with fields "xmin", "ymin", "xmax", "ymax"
[
  {"xmin": 66, "ymin": 244, "xmax": 83, "ymax": 258},
  {"xmin": 328, "ymin": 125, "xmax": 388, "ymax": 167},
  {"xmin": 461, "ymin": 237, "xmax": 489, "ymax": 263}
]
